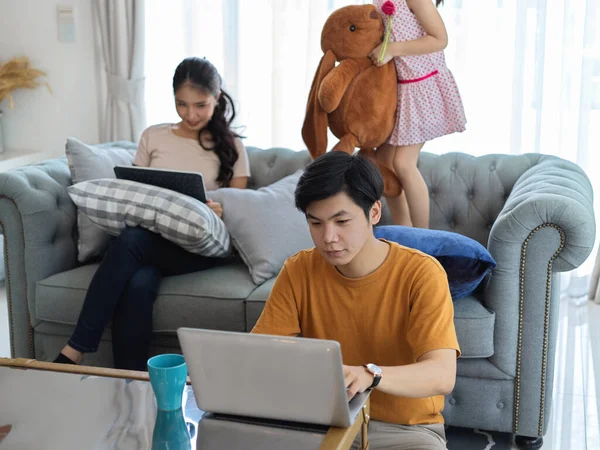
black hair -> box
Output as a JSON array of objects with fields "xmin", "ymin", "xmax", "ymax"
[
  {"xmin": 295, "ymin": 151, "xmax": 384, "ymax": 219},
  {"xmin": 436, "ymin": 0, "xmax": 444, "ymax": 6},
  {"xmin": 172, "ymin": 57, "xmax": 240, "ymax": 187}
]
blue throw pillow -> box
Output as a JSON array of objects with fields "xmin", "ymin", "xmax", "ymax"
[{"xmin": 374, "ymin": 226, "xmax": 496, "ymax": 299}]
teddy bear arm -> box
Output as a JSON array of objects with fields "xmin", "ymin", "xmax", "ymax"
[{"xmin": 318, "ymin": 58, "xmax": 372, "ymax": 113}]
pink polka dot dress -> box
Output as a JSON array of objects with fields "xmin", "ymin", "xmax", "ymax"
[{"xmin": 374, "ymin": 0, "xmax": 467, "ymax": 146}]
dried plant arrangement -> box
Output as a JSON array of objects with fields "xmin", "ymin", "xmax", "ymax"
[{"xmin": 0, "ymin": 57, "xmax": 52, "ymax": 109}]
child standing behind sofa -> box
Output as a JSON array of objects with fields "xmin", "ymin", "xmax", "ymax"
[{"xmin": 370, "ymin": 0, "xmax": 466, "ymax": 228}]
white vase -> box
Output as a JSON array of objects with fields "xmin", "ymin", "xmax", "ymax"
[{"xmin": 0, "ymin": 110, "xmax": 4, "ymax": 154}]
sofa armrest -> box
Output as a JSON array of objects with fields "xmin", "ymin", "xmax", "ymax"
[
  {"xmin": 0, "ymin": 158, "xmax": 78, "ymax": 357},
  {"xmin": 491, "ymin": 156, "xmax": 595, "ymax": 272},
  {"xmin": 485, "ymin": 155, "xmax": 595, "ymax": 436}
]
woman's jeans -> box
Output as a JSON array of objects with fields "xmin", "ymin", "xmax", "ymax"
[{"xmin": 68, "ymin": 227, "xmax": 224, "ymax": 370}]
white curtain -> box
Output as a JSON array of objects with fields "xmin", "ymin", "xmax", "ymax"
[
  {"xmin": 144, "ymin": 0, "xmax": 367, "ymax": 150},
  {"xmin": 430, "ymin": 0, "xmax": 600, "ymax": 300},
  {"xmin": 144, "ymin": 0, "xmax": 600, "ymax": 290},
  {"xmin": 95, "ymin": 0, "xmax": 146, "ymax": 142}
]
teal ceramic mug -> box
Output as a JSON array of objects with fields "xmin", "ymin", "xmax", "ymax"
[
  {"xmin": 147, "ymin": 354, "xmax": 187, "ymax": 411},
  {"xmin": 152, "ymin": 408, "xmax": 191, "ymax": 450}
]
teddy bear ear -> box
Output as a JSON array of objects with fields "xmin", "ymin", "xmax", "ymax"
[{"xmin": 302, "ymin": 49, "xmax": 337, "ymax": 159}]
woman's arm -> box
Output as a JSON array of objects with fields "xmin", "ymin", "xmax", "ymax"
[
  {"xmin": 370, "ymin": 0, "xmax": 448, "ymax": 65},
  {"xmin": 133, "ymin": 128, "xmax": 152, "ymax": 167},
  {"xmin": 229, "ymin": 177, "xmax": 248, "ymax": 189},
  {"xmin": 230, "ymin": 138, "xmax": 251, "ymax": 187}
]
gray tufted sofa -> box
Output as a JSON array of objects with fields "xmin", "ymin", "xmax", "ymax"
[{"xmin": 0, "ymin": 144, "xmax": 595, "ymax": 446}]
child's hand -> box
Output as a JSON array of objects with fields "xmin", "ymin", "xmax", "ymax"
[{"xmin": 369, "ymin": 44, "xmax": 393, "ymax": 67}]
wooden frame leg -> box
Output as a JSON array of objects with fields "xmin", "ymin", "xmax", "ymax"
[{"xmin": 360, "ymin": 404, "xmax": 370, "ymax": 450}]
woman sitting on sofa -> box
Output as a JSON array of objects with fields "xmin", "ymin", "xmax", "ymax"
[{"xmin": 54, "ymin": 57, "xmax": 250, "ymax": 370}]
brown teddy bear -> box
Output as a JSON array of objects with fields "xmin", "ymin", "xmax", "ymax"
[{"xmin": 302, "ymin": 4, "xmax": 402, "ymax": 197}]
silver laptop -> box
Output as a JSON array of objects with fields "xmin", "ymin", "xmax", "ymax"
[
  {"xmin": 177, "ymin": 328, "xmax": 369, "ymax": 428},
  {"xmin": 196, "ymin": 413, "xmax": 327, "ymax": 450}
]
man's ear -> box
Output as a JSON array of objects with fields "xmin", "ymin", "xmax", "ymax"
[{"xmin": 370, "ymin": 200, "xmax": 382, "ymax": 225}]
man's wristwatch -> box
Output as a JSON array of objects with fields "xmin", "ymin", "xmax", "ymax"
[{"xmin": 363, "ymin": 363, "xmax": 383, "ymax": 389}]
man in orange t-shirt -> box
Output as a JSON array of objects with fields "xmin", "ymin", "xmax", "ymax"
[{"xmin": 252, "ymin": 151, "xmax": 460, "ymax": 450}]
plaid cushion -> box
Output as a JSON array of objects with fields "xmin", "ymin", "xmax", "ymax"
[{"xmin": 68, "ymin": 179, "xmax": 232, "ymax": 257}]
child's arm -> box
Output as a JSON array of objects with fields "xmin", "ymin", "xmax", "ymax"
[{"xmin": 370, "ymin": 0, "xmax": 448, "ymax": 66}]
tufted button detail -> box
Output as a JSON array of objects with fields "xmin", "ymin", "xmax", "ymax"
[
  {"xmin": 268, "ymin": 159, "xmax": 276, "ymax": 168},
  {"xmin": 489, "ymin": 164, "xmax": 496, "ymax": 171},
  {"xmin": 468, "ymin": 191, "xmax": 474, "ymax": 200},
  {"xmin": 497, "ymin": 401, "xmax": 505, "ymax": 409},
  {"xmin": 450, "ymin": 164, "xmax": 457, "ymax": 172},
  {"xmin": 449, "ymin": 220, "xmax": 456, "ymax": 228},
  {"xmin": 449, "ymin": 397, "xmax": 456, "ymax": 405},
  {"xmin": 487, "ymin": 223, "xmax": 493, "ymax": 230},
  {"xmin": 430, "ymin": 190, "xmax": 436, "ymax": 199}
]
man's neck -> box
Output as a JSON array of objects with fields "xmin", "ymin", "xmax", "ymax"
[{"xmin": 336, "ymin": 238, "xmax": 390, "ymax": 279}]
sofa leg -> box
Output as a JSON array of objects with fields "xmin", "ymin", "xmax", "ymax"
[{"xmin": 515, "ymin": 435, "xmax": 543, "ymax": 449}]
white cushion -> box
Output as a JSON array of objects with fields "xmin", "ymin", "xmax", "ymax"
[
  {"xmin": 209, "ymin": 171, "xmax": 314, "ymax": 284},
  {"xmin": 65, "ymin": 137, "xmax": 136, "ymax": 262}
]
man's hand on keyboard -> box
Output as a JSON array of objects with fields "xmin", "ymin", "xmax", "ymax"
[{"xmin": 344, "ymin": 365, "xmax": 372, "ymax": 401}]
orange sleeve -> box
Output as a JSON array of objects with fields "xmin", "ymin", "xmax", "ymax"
[
  {"xmin": 406, "ymin": 259, "xmax": 461, "ymax": 360},
  {"xmin": 134, "ymin": 128, "xmax": 151, "ymax": 167},
  {"xmin": 251, "ymin": 264, "xmax": 301, "ymax": 337}
]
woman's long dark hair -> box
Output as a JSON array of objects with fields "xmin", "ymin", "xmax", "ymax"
[
  {"xmin": 173, "ymin": 57, "xmax": 240, "ymax": 187},
  {"xmin": 436, "ymin": 0, "xmax": 443, "ymax": 6}
]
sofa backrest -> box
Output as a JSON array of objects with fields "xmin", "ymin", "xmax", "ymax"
[
  {"xmin": 418, "ymin": 152, "xmax": 543, "ymax": 246},
  {"xmin": 246, "ymin": 148, "xmax": 547, "ymax": 247},
  {"xmin": 246, "ymin": 147, "xmax": 311, "ymax": 189}
]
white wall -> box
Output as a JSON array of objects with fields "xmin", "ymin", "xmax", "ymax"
[{"xmin": 0, "ymin": 0, "xmax": 101, "ymax": 157}]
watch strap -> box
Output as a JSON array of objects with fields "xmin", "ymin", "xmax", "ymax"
[{"xmin": 363, "ymin": 364, "xmax": 382, "ymax": 389}]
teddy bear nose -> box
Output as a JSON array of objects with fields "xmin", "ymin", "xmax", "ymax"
[{"xmin": 370, "ymin": 9, "xmax": 378, "ymax": 19}]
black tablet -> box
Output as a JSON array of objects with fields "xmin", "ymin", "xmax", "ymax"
[{"xmin": 114, "ymin": 166, "xmax": 207, "ymax": 203}]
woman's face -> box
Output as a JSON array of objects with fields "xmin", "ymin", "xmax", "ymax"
[{"xmin": 174, "ymin": 83, "xmax": 219, "ymax": 133}]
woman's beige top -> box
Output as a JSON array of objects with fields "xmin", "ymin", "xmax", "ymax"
[{"xmin": 134, "ymin": 123, "xmax": 251, "ymax": 191}]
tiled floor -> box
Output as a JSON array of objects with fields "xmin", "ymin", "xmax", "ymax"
[
  {"xmin": 536, "ymin": 296, "xmax": 600, "ymax": 449},
  {"xmin": 0, "ymin": 284, "xmax": 9, "ymax": 358},
  {"xmin": 0, "ymin": 286, "xmax": 598, "ymax": 448}
]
